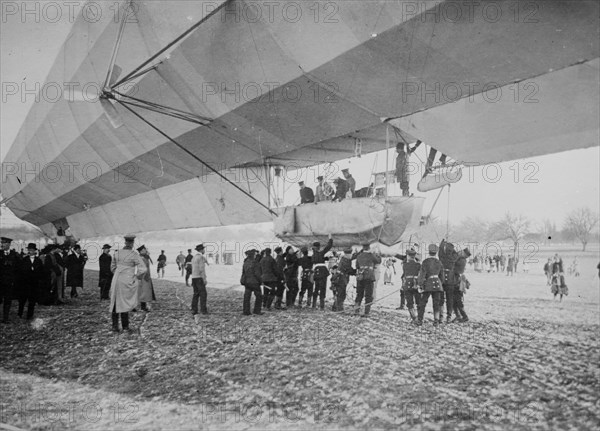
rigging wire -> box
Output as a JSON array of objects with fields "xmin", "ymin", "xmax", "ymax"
[{"xmin": 116, "ymin": 100, "xmax": 277, "ymax": 217}]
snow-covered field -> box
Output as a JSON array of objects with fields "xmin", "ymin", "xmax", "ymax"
[{"xmin": 1, "ymin": 244, "xmax": 598, "ymax": 430}]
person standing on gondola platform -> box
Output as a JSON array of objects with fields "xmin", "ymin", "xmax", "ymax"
[
  {"xmin": 402, "ymin": 249, "xmax": 421, "ymax": 323},
  {"xmin": 416, "ymin": 244, "xmax": 444, "ymax": 326}
]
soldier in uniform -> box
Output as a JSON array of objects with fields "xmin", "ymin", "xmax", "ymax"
[
  {"xmin": 354, "ymin": 243, "xmax": 382, "ymax": 317},
  {"xmin": 332, "ymin": 248, "xmax": 356, "ymax": 311},
  {"xmin": 260, "ymin": 248, "xmax": 281, "ymax": 310},
  {"xmin": 311, "ymin": 236, "xmax": 333, "ymax": 310},
  {"xmin": 1, "ymin": 237, "xmax": 20, "ymax": 323},
  {"xmin": 402, "ymin": 249, "xmax": 421, "ymax": 323},
  {"xmin": 283, "ymin": 246, "xmax": 300, "ymax": 307},
  {"xmin": 438, "ymin": 239, "xmax": 459, "ymax": 323},
  {"xmin": 241, "ymin": 249, "xmax": 263, "ymax": 315},
  {"xmin": 416, "ymin": 244, "xmax": 444, "ymax": 326},
  {"xmin": 297, "ymin": 247, "xmax": 313, "ymax": 307},
  {"xmin": 99, "ymin": 244, "xmax": 113, "ymax": 300},
  {"xmin": 274, "ymin": 247, "xmax": 287, "ymax": 309},
  {"xmin": 452, "ymin": 247, "xmax": 471, "ymax": 322}
]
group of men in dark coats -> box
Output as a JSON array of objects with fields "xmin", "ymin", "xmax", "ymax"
[
  {"xmin": 400, "ymin": 240, "xmax": 471, "ymax": 326},
  {"xmin": 240, "ymin": 237, "xmax": 385, "ymax": 317},
  {"xmin": 0, "ymin": 237, "xmax": 90, "ymax": 323}
]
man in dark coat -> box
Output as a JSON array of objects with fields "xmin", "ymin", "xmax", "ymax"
[
  {"xmin": 65, "ymin": 244, "xmax": 87, "ymax": 298},
  {"xmin": 402, "ymin": 248, "xmax": 421, "ymax": 323},
  {"xmin": 341, "ymin": 169, "xmax": 356, "ymax": 197},
  {"xmin": 18, "ymin": 243, "xmax": 45, "ymax": 320},
  {"xmin": 241, "ymin": 249, "xmax": 263, "ymax": 315},
  {"xmin": 260, "ymin": 248, "xmax": 281, "ymax": 310},
  {"xmin": 299, "ymin": 181, "xmax": 315, "ymax": 204},
  {"xmin": 283, "ymin": 246, "xmax": 299, "ymax": 307},
  {"xmin": 274, "ymin": 247, "xmax": 287, "ymax": 309},
  {"xmin": 417, "ymin": 244, "xmax": 444, "ymax": 326},
  {"xmin": 452, "ymin": 248, "xmax": 470, "ymax": 322},
  {"xmin": 332, "ymin": 248, "xmax": 355, "ymax": 311},
  {"xmin": 1, "ymin": 237, "xmax": 21, "ymax": 323},
  {"xmin": 311, "ymin": 236, "xmax": 333, "ymax": 310},
  {"xmin": 354, "ymin": 243, "xmax": 382, "ymax": 316},
  {"xmin": 332, "ymin": 178, "xmax": 349, "ymax": 202},
  {"xmin": 157, "ymin": 250, "xmax": 167, "ymax": 278},
  {"xmin": 99, "ymin": 244, "xmax": 113, "ymax": 300},
  {"xmin": 297, "ymin": 247, "xmax": 313, "ymax": 307},
  {"xmin": 438, "ymin": 239, "xmax": 459, "ymax": 323}
]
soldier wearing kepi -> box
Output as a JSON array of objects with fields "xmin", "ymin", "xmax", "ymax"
[
  {"xmin": 452, "ymin": 247, "xmax": 471, "ymax": 322},
  {"xmin": 311, "ymin": 235, "xmax": 333, "ymax": 310},
  {"xmin": 438, "ymin": 239, "xmax": 459, "ymax": 323},
  {"xmin": 241, "ymin": 249, "xmax": 263, "ymax": 315},
  {"xmin": 1, "ymin": 237, "xmax": 20, "ymax": 323},
  {"xmin": 402, "ymin": 248, "xmax": 421, "ymax": 323},
  {"xmin": 416, "ymin": 244, "xmax": 444, "ymax": 326},
  {"xmin": 354, "ymin": 243, "xmax": 382, "ymax": 317},
  {"xmin": 297, "ymin": 247, "xmax": 313, "ymax": 307}
]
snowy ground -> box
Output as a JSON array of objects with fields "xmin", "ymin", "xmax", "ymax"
[{"xmin": 1, "ymin": 246, "xmax": 599, "ymax": 430}]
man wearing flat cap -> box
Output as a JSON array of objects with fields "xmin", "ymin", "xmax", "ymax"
[
  {"xmin": 109, "ymin": 235, "xmax": 146, "ymax": 332},
  {"xmin": 299, "ymin": 181, "xmax": 314, "ymax": 204},
  {"xmin": 99, "ymin": 244, "xmax": 113, "ymax": 300},
  {"xmin": 18, "ymin": 243, "xmax": 44, "ymax": 320},
  {"xmin": 191, "ymin": 244, "xmax": 209, "ymax": 316},
  {"xmin": 1, "ymin": 237, "xmax": 20, "ymax": 323},
  {"xmin": 416, "ymin": 244, "xmax": 444, "ymax": 326}
]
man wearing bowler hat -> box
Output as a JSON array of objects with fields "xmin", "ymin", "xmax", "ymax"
[
  {"xmin": 191, "ymin": 243, "xmax": 209, "ymax": 316},
  {"xmin": 18, "ymin": 243, "xmax": 44, "ymax": 320},
  {"xmin": 1, "ymin": 237, "xmax": 21, "ymax": 323},
  {"xmin": 99, "ymin": 244, "xmax": 113, "ymax": 300}
]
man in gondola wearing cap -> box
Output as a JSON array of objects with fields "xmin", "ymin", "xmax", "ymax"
[
  {"xmin": 401, "ymin": 248, "xmax": 421, "ymax": 323},
  {"xmin": 299, "ymin": 181, "xmax": 315, "ymax": 204},
  {"xmin": 1, "ymin": 237, "xmax": 21, "ymax": 323},
  {"xmin": 395, "ymin": 140, "xmax": 422, "ymax": 197},
  {"xmin": 99, "ymin": 244, "xmax": 113, "ymax": 300},
  {"xmin": 354, "ymin": 243, "xmax": 382, "ymax": 316},
  {"xmin": 311, "ymin": 235, "xmax": 333, "ymax": 310},
  {"xmin": 18, "ymin": 242, "xmax": 45, "ymax": 320},
  {"xmin": 341, "ymin": 169, "xmax": 356, "ymax": 198},
  {"xmin": 416, "ymin": 244, "xmax": 444, "ymax": 326},
  {"xmin": 191, "ymin": 244, "xmax": 209, "ymax": 316}
]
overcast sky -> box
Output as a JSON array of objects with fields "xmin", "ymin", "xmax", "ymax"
[{"xmin": 1, "ymin": 2, "xmax": 598, "ymax": 229}]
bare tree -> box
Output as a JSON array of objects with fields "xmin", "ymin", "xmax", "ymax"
[
  {"xmin": 492, "ymin": 212, "xmax": 530, "ymax": 254},
  {"xmin": 564, "ymin": 207, "xmax": 599, "ymax": 251}
]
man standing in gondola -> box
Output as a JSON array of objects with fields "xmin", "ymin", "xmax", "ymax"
[{"xmin": 299, "ymin": 181, "xmax": 314, "ymax": 204}]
